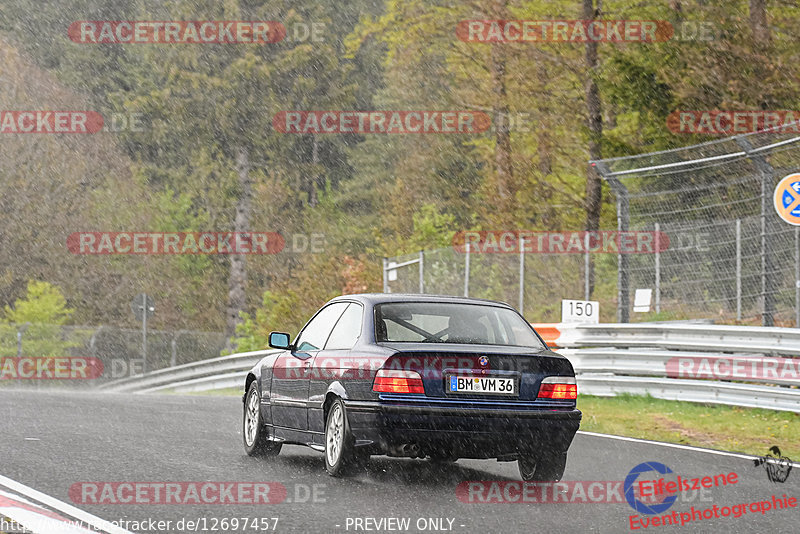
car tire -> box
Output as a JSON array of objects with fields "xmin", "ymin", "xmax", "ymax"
[
  {"xmin": 243, "ymin": 382, "xmax": 282, "ymax": 457},
  {"xmin": 518, "ymin": 451, "xmax": 567, "ymax": 482},
  {"xmin": 324, "ymin": 398, "xmax": 358, "ymax": 476}
]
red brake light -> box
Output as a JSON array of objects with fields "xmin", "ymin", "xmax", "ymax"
[
  {"xmin": 373, "ymin": 369, "xmax": 425, "ymax": 394},
  {"xmin": 538, "ymin": 377, "xmax": 577, "ymax": 399}
]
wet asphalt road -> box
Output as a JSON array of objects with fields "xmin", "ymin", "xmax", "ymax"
[{"xmin": 0, "ymin": 389, "xmax": 797, "ymax": 533}]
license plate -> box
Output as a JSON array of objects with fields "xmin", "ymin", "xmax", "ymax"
[{"xmin": 448, "ymin": 375, "xmax": 516, "ymax": 395}]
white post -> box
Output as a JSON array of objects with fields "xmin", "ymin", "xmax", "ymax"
[
  {"xmin": 418, "ymin": 251, "xmax": 424, "ymax": 293},
  {"xmin": 796, "ymin": 226, "xmax": 799, "ymax": 328},
  {"xmin": 655, "ymin": 223, "xmax": 661, "ymax": 314},
  {"xmin": 518, "ymin": 236, "xmax": 525, "ymax": 314},
  {"xmin": 464, "ymin": 242, "xmax": 470, "ymax": 297},
  {"xmin": 736, "ymin": 219, "xmax": 742, "ymax": 321},
  {"xmin": 141, "ymin": 293, "xmax": 148, "ymax": 374},
  {"xmin": 382, "ymin": 257, "xmax": 388, "ymax": 293}
]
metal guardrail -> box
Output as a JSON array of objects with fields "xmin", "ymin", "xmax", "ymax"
[
  {"xmin": 552, "ymin": 323, "xmax": 800, "ymax": 356},
  {"xmin": 560, "ymin": 348, "xmax": 800, "ymax": 386},
  {"xmin": 100, "ymin": 324, "xmax": 800, "ymax": 412},
  {"xmin": 552, "ymin": 323, "xmax": 800, "ymax": 413},
  {"xmin": 98, "ymin": 349, "xmax": 278, "ymax": 393}
]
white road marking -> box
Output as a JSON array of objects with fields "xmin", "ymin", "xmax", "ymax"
[
  {"xmin": 577, "ymin": 430, "xmax": 800, "ymax": 468},
  {"xmin": 0, "ymin": 474, "xmax": 132, "ymax": 534}
]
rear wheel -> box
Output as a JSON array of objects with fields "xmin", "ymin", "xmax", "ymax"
[
  {"xmin": 243, "ymin": 382, "xmax": 282, "ymax": 457},
  {"xmin": 518, "ymin": 451, "xmax": 567, "ymax": 481},
  {"xmin": 325, "ymin": 398, "xmax": 359, "ymax": 476}
]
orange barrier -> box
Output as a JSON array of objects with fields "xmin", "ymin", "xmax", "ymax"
[{"xmin": 531, "ymin": 323, "xmax": 561, "ymax": 348}]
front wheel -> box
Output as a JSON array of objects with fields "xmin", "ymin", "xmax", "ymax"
[
  {"xmin": 243, "ymin": 382, "xmax": 282, "ymax": 457},
  {"xmin": 325, "ymin": 398, "xmax": 359, "ymax": 476},
  {"xmin": 518, "ymin": 451, "xmax": 567, "ymax": 482}
]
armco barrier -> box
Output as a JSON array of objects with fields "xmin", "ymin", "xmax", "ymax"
[
  {"xmin": 532, "ymin": 322, "xmax": 800, "ymax": 355},
  {"xmin": 559, "ymin": 348, "xmax": 800, "ymax": 386},
  {"xmin": 536, "ymin": 322, "xmax": 799, "ymax": 412},
  {"xmin": 102, "ymin": 324, "xmax": 800, "ymax": 412},
  {"xmin": 98, "ymin": 349, "xmax": 278, "ymax": 394}
]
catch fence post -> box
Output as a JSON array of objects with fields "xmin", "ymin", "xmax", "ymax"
[
  {"xmin": 464, "ymin": 243, "xmax": 470, "ymax": 297},
  {"xmin": 655, "ymin": 223, "xmax": 661, "ymax": 314},
  {"xmin": 736, "ymin": 219, "xmax": 742, "ymax": 321},
  {"xmin": 382, "ymin": 257, "xmax": 389, "ymax": 293},
  {"xmin": 519, "ymin": 236, "xmax": 525, "ymax": 314},
  {"xmin": 419, "ymin": 251, "xmax": 424, "ymax": 294}
]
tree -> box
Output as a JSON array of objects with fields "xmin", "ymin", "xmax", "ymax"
[
  {"xmin": 3, "ymin": 280, "xmax": 74, "ymax": 324},
  {"xmin": 1, "ymin": 280, "xmax": 77, "ymax": 358},
  {"xmin": 583, "ymin": 0, "xmax": 603, "ymax": 297}
]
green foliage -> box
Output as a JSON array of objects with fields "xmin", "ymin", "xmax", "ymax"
[
  {"xmin": 227, "ymin": 290, "xmax": 307, "ymax": 354},
  {"xmin": 0, "ymin": 281, "xmax": 79, "ymax": 357},
  {"xmin": 401, "ymin": 204, "xmax": 457, "ymax": 253},
  {"xmin": 2, "ymin": 0, "xmax": 798, "ymax": 339},
  {"xmin": 3, "ymin": 281, "xmax": 73, "ymax": 325}
]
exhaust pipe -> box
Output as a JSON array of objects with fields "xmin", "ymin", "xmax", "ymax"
[
  {"xmin": 403, "ymin": 443, "xmax": 422, "ymax": 458},
  {"xmin": 386, "ymin": 443, "xmax": 425, "ymax": 458}
]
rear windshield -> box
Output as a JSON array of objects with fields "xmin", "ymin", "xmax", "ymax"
[{"xmin": 375, "ymin": 302, "xmax": 545, "ymax": 349}]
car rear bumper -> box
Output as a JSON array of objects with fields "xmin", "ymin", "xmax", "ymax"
[{"xmin": 343, "ymin": 398, "xmax": 581, "ymax": 458}]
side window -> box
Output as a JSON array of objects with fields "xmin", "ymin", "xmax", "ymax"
[
  {"xmin": 294, "ymin": 303, "xmax": 348, "ymax": 352},
  {"xmin": 325, "ymin": 303, "xmax": 364, "ymax": 350}
]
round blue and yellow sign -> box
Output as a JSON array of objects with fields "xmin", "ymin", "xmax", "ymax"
[{"xmin": 774, "ymin": 173, "xmax": 800, "ymax": 226}]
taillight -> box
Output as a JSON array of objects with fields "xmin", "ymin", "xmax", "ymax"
[
  {"xmin": 537, "ymin": 376, "xmax": 577, "ymax": 399},
  {"xmin": 373, "ymin": 369, "xmax": 425, "ymax": 394}
]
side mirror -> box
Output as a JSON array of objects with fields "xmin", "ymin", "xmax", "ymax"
[{"xmin": 268, "ymin": 332, "xmax": 291, "ymax": 350}]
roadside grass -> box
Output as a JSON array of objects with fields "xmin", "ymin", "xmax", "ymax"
[{"xmin": 578, "ymin": 394, "xmax": 800, "ymax": 459}]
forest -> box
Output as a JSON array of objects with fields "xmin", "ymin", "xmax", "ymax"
[{"xmin": 1, "ymin": 0, "xmax": 797, "ymax": 352}]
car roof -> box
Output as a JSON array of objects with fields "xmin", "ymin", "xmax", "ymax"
[{"xmin": 328, "ymin": 293, "xmax": 515, "ymax": 309}]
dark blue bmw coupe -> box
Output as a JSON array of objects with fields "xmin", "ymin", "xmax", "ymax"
[{"xmin": 242, "ymin": 294, "xmax": 581, "ymax": 480}]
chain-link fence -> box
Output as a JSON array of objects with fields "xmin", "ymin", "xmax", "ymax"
[
  {"xmin": 0, "ymin": 323, "xmax": 225, "ymax": 387},
  {"xmin": 383, "ymin": 247, "xmax": 595, "ymax": 323},
  {"xmin": 594, "ymin": 128, "xmax": 800, "ymax": 326},
  {"xmin": 385, "ymin": 129, "xmax": 800, "ymax": 326}
]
